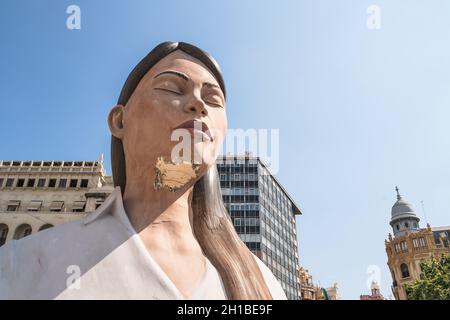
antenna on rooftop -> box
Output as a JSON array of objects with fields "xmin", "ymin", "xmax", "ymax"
[{"xmin": 420, "ymin": 200, "xmax": 429, "ymax": 226}]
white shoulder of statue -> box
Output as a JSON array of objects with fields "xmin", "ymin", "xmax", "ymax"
[{"xmin": 0, "ymin": 187, "xmax": 137, "ymax": 299}]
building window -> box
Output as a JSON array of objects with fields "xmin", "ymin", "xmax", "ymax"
[
  {"xmin": 95, "ymin": 201, "xmax": 104, "ymax": 210},
  {"xmin": 16, "ymin": 179, "xmax": 25, "ymax": 187},
  {"xmin": 13, "ymin": 224, "xmax": 32, "ymax": 240},
  {"xmin": 80, "ymin": 179, "xmax": 89, "ymax": 188},
  {"xmin": 48, "ymin": 179, "xmax": 56, "ymax": 188},
  {"xmin": 404, "ymin": 222, "xmax": 409, "ymax": 229},
  {"xmin": 413, "ymin": 237, "xmax": 426, "ymax": 248},
  {"xmin": 58, "ymin": 179, "xmax": 67, "ymax": 188},
  {"xmin": 39, "ymin": 224, "xmax": 54, "ymax": 231},
  {"xmin": 5, "ymin": 178, "xmax": 14, "ymax": 187},
  {"xmin": 0, "ymin": 224, "xmax": 9, "ymax": 247},
  {"xmin": 28, "ymin": 200, "xmax": 43, "ymax": 212},
  {"xmin": 50, "ymin": 201, "xmax": 64, "ymax": 212},
  {"xmin": 419, "ymin": 237, "xmax": 426, "ymax": 247},
  {"xmin": 72, "ymin": 201, "xmax": 86, "ymax": 212},
  {"xmin": 400, "ymin": 241, "xmax": 408, "ymax": 252},
  {"xmin": 0, "ymin": 178, "xmax": 3, "ymax": 188},
  {"xmin": 27, "ymin": 179, "xmax": 36, "ymax": 188},
  {"xmin": 400, "ymin": 263, "xmax": 410, "ymax": 278},
  {"xmin": 37, "ymin": 178, "xmax": 46, "ymax": 187},
  {"xmin": 7, "ymin": 200, "xmax": 20, "ymax": 212},
  {"xmin": 70, "ymin": 179, "xmax": 78, "ymax": 188}
]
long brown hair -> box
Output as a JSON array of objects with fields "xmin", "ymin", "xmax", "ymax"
[{"xmin": 112, "ymin": 42, "xmax": 272, "ymax": 299}]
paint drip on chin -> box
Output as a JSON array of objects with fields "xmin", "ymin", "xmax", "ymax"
[{"xmin": 153, "ymin": 156, "xmax": 200, "ymax": 192}]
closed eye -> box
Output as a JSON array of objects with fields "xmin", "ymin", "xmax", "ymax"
[
  {"xmin": 204, "ymin": 95, "xmax": 224, "ymax": 108},
  {"xmin": 154, "ymin": 87, "xmax": 183, "ymax": 95},
  {"xmin": 205, "ymin": 101, "xmax": 224, "ymax": 108}
]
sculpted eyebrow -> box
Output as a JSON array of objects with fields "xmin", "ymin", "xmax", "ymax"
[
  {"xmin": 203, "ymin": 82, "xmax": 225, "ymax": 101},
  {"xmin": 153, "ymin": 70, "xmax": 189, "ymax": 81},
  {"xmin": 203, "ymin": 82, "xmax": 221, "ymax": 90}
]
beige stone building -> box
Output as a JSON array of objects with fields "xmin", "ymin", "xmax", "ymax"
[
  {"xmin": 360, "ymin": 281, "xmax": 384, "ymax": 300},
  {"xmin": 313, "ymin": 283, "xmax": 339, "ymax": 300},
  {"xmin": 0, "ymin": 157, "xmax": 113, "ymax": 245},
  {"xmin": 385, "ymin": 188, "xmax": 450, "ymax": 300},
  {"xmin": 299, "ymin": 267, "xmax": 318, "ymax": 300},
  {"xmin": 324, "ymin": 283, "xmax": 339, "ymax": 300}
]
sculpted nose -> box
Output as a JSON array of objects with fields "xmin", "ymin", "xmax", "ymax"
[{"xmin": 184, "ymin": 94, "xmax": 207, "ymax": 117}]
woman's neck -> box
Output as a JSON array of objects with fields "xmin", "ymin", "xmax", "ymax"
[
  {"xmin": 122, "ymin": 172, "xmax": 207, "ymax": 299},
  {"xmin": 122, "ymin": 174, "xmax": 200, "ymax": 253}
]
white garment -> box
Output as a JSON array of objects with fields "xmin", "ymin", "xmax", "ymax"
[{"xmin": 0, "ymin": 187, "xmax": 287, "ymax": 300}]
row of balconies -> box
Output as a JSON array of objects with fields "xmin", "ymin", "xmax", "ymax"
[
  {"xmin": 0, "ymin": 198, "xmax": 105, "ymax": 213},
  {"xmin": 0, "ymin": 166, "xmax": 101, "ymax": 173},
  {"xmin": 388, "ymin": 236, "xmax": 431, "ymax": 255},
  {"xmin": 0, "ymin": 177, "xmax": 92, "ymax": 190},
  {"xmin": 0, "ymin": 160, "xmax": 100, "ymax": 168}
]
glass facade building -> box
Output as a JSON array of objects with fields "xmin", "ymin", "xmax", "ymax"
[{"xmin": 216, "ymin": 155, "xmax": 302, "ymax": 300}]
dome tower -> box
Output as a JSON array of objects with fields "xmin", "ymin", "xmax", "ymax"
[{"xmin": 390, "ymin": 187, "xmax": 420, "ymax": 237}]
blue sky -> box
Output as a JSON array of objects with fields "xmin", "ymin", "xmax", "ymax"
[{"xmin": 1, "ymin": 0, "xmax": 449, "ymax": 299}]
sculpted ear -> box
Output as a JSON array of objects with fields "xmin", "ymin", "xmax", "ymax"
[{"xmin": 108, "ymin": 105, "xmax": 125, "ymax": 139}]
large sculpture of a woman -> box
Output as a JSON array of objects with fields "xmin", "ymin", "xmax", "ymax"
[{"xmin": 0, "ymin": 42, "xmax": 286, "ymax": 300}]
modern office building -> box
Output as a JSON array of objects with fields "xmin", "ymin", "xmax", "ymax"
[
  {"xmin": 0, "ymin": 155, "xmax": 303, "ymax": 300},
  {"xmin": 217, "ymin": 155, "xmax": 302, "ymax": 300}
]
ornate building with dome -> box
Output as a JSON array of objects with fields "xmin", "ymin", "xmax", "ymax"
[
  {"xmin": 385, "ymin": 187, "xmax": 450, "ymax": 300},
  {"xmin": 360, "ymin": 281, "xmax": 384, "ymax": 300}
]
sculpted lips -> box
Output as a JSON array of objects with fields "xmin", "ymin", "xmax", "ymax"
[{"xmin": 174, "ymin": 119, "xmax": 213, "ymax": 141}]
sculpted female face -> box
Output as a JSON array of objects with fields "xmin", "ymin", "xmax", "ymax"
[{"xmin": 109, "ymin": 50, "xmax": 227, "ymax": 191}]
